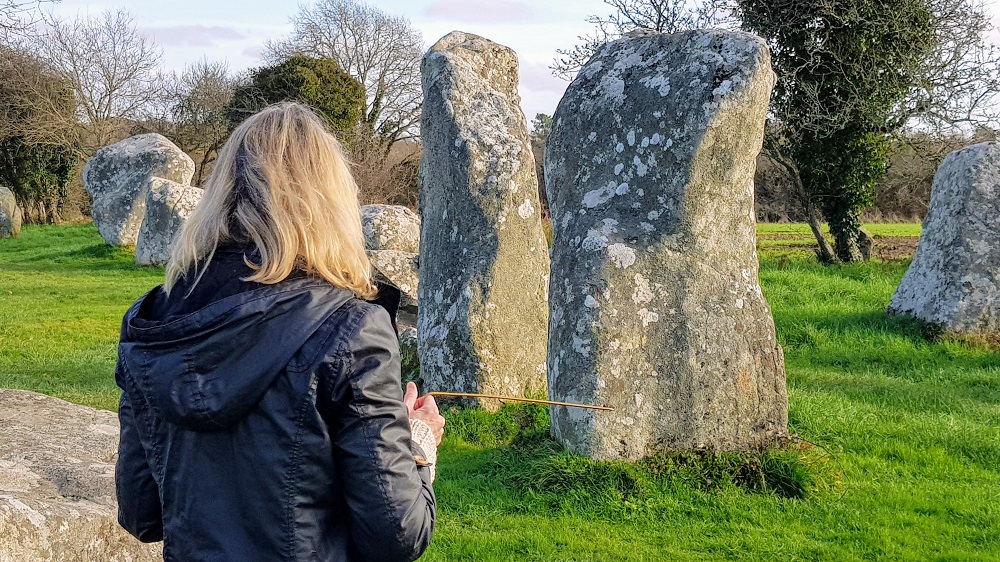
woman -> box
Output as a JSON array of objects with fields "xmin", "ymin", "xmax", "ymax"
[{"xmin": 114, "ymin": 103, "xmax": 444, "ymax": 562}]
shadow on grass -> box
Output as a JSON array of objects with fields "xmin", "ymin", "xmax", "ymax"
[
  {"xmin": 779, "ymin": 310, "xmax": 926, "ymax": 344},
  {"xmin": 441, "ymin": 404, "xmax": 835, "ymax": 520},
  {"xmin": 7, "ymin": 243, "xmax": 159, "ymax": 275},
  {"xmin": 1, "ymin": 225, "xmax": 159, "ymax": 274},
  {"xmin": 781, "ymin": 309, "xmax": 1000, "ymax": 374}
]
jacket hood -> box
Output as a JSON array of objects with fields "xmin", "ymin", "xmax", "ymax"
[{"xmin": 119, "ymin": 279, "xmax": 354, "ymax": 431}]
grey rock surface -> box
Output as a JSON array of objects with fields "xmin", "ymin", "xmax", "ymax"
[
  {"xmin": 888, "ymin": 142, "xmax": 1000, "ymax": 333},
  {"xmin": 418, "ymin": 31, "xmax": 550, "ymax": 409},
  {"xmin": 361, "ymin": 204, "xmax": 421, "ymax": 254},
  {"xmin": 545, "ymin": 30, "xmax": 788, "ymax": 459},
  {"xmin": 83, "ymin": 133, "xmax": 194, "ymax": 247},
  {"xmin": 361, "ymin": 204, "xmax": 422, "ymax": 309},
  {"xmin": 0, "ymin": 186, "xmax": 21, "ymax": 238},
  {"xmin": 369, "ymin": 249, "xmax": 420, "ymax": 308},
  {"xmin": 0, "ymin": 390, "xmax": 161, "ymax": 562},
  {"xmin": 135, "ymin": 178, "xmax": 203, "ymax": 266},
  {"xmin": 399, "ymin": 326, "xmax": 418, "ymax": 357}
]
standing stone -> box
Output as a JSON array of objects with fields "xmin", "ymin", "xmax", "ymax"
[
  {"xmin": 135, "ymin": 178, "xmax": 204, "ymax": 266},
  {"xmin": 418, "ymin": 31, "xmax": 550, "ymax": 408},
  {"xmin": 545, "ymin": 30, "xmax": 788, "ymax": 460},
  {"xmin": 0, "ymin": 390, "xmax": 161, "ymax": 562},
  {"xmin": 83, "ymin": 133, "xmax": 194, "ymax": 247},
  {"xmin": 0, "ymin": 186, "xmax": 21, "ymax": 238},
  {"xmin": 888, "ymin": 142, "xmax": 1000, "ymax": 333}
]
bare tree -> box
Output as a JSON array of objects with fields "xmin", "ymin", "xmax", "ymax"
[
  {"xmin": 29, "ymin": 9, "xmax": 163, "ymax": 157},
  {"xmin": 350, "ymin": 132, "xmax": 420, "ymax": 207},
  {"xmin": 893, "ymin": 0, "xmax": 1000, "ymax": 132},
  {"xmin": 0, "ymin": 0, "xmax": 57, "ymax": 36},
  {"xmin": 163, "ymin": 60, "xmax": 237, "ymax": 185},
  {"xmin": 552, "ymin": 0, "xmax": 735, "ymax": 79},
  {"xmin": 265, "ymin": 0, "xmax": 423, "ymax": 144}
]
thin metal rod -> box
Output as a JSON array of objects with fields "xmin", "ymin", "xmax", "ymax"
[{"xmin": 427, "ymin": 392, "xmax": 614, "ymax": 411}]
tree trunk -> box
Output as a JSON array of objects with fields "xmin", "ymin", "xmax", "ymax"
[
  {"xmin": 805, "ymin": 200, "xmax": 838, "ymax": 264},
  {"xmin": 44, "ymin": 197, "xmax": 61, "ymax": 224},
  {"xmin": 196, "ymin": 152, "xmax": 211, "ymax": 186},
  {"xmin": 829, "ymin": 218, "xmax": 872, "ymax": 263},
  {"xmin": 832, "ymin": 228, "xmax": 863, "ymax": 262},
  {"xmin": 769, "ymin": 150, "xmax": 838, "ymax": 263}
]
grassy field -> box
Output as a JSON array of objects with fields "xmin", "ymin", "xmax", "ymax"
[
  {"xmin": 756, "ymin": 223, "xmax": 922, "ymax": 237},
  {"xmin": 2, "ymin": 224, "xmax": 998, "ymax": 561}
]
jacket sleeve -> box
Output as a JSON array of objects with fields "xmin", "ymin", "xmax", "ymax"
[
  {"xmin": 115, "ymin": 359, "xmax": 164, "ymax": 543},
  {"xmin": 324, "ymin": 304, "xmax": 435, "ymax": 562}
]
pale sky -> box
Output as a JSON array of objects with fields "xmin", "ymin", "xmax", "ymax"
[{"xmin": 42, "ymin": 0, "xmax": 1000, "ymax": 124}]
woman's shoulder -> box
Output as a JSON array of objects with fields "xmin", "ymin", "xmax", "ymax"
[
  {"xmin": 292, "ymin": 296, "xmax": 397, "ymax": 371},
  {"xmin": 318, "ymin": 297, "xmax": 395, "ymax": 346}
]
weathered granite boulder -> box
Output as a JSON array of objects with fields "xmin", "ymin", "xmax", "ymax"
[
  {"xmin": 361, "ymin": 204, "xmax": 422, "ymax": 309},
  {"xmin": 135, "ymin": 178, "xmax": 203, "ymax": 266},
  {"xmin": 369, "ymin": 249, "xmax": 420, "ymax": 308},
  {"xmin": 361, "ymin": 204, "xmax": 421, "ymax": 254},
  {"xmin": 0, "ymin": 390, "xmax": 160, "ymax": 562},
  {"xmin": 0, "ymin": 186, "xmax": 21, "ymax": 238},
  {"xmin": 418, "ymin": 31, "xmax": 550, "ymax": 409},
  {"xmin": 83, "ymin": 133, "xmax": 195, "ymax": 247},
  {"xmin": 545, "ymin": 30, "xmax": 788, "ymax": 459},
  {"xmin": 888, "ymin": 142, "xmax": 1000, "ymax": 333},
  {"xmin": 399, "ymin": 326, "xmax": 418, "ymax": 357}
]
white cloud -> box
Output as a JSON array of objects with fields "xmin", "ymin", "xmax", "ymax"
[{"xmin": 424, "ymin": 0, "xmax": 533, "ymax": 24}]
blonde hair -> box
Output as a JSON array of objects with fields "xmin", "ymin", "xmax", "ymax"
[{"xmin": 165, "ymin": 102, "xmax": 376, "ymax": 298}]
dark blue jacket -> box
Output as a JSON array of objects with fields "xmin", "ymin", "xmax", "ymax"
[{"xmin": 114, "ymin": 248, "xmax": 435, "ymax": 561}]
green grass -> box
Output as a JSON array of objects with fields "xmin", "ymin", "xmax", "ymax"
[
  {"xmin": 0, "ymin": 225, "xmax": 164, "ymax": 410},
  {"xmin": 2, "ymin": 224, "xmax": 999, "ymax": 560},
  {"xmin": 756, "ymin": 223, "xmax": 922, "ymax": 237}
]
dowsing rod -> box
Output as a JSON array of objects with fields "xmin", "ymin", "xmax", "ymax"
[{"xmin": 427, "ymin": 392, "xmax": 614, "ymax": 411}]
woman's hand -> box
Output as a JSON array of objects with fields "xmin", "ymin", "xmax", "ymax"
[{"xmin": 404, "ymin": 382, "xmax": 445, "ymax": 445}]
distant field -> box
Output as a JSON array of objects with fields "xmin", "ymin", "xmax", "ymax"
[
  {"xmin": 757, "ymin": 223, "xmax": 922, "ymax": 260},
  {"xmin": 3, "ymin": 224, "xmax": 998, "ymax": 561},
  {"xmin": 757, "ymin": 223, "xmax": 922, "ymax": 237}
]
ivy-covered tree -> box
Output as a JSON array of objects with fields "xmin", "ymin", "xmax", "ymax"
[
  {"xmin": 0, "ymin": 45, "xmax": 76, "ymax": 223},
  {"xmin": 227, "ymin": 55, "xmax": 366, "ymax": 135},
  {"xmin": 0, "ymin": 140, "xmax": 74, "ymax": 222},
  {"xmin": 736, "ymin": 0, "xmax": 936, "ymax": 262}
]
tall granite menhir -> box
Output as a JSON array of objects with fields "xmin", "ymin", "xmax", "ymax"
[
  {"xmin": 418, "ymin": 31, "xmax": 550, "ymax": 409},
  {"xmin": 546, "ymin": 30, "xmax": 788, "ymax": 459},
  {"xmin": 888, "ymin": 142, "xmax": 1000, "ymax": 333}
]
